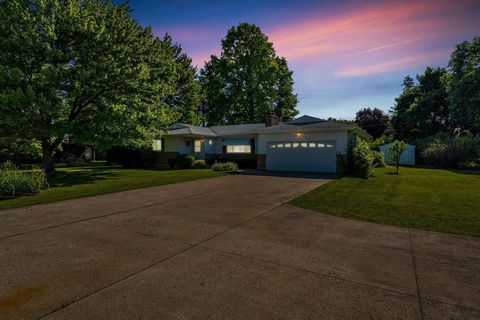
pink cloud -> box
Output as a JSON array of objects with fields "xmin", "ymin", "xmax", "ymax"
[
  {"xmin": 266, "ymin": 0, "xmax": 479, "ymax": 76},
  {"xmin": 336, "ymin": 48, "xmax": 452, "ymax": 77}
]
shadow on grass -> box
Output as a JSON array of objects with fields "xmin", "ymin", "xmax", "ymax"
[{"xmin": 47, "ymin": 167, "xmax": 120, "ymax": 188}]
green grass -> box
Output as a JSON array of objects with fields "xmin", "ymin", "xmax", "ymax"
[
  {"xmin": 0, "ymin": 163, "xmax": 225, "ymax": 211},
  {"xmin": 289, "ymin": 166, "xmax": 480, "ymax": 237}
]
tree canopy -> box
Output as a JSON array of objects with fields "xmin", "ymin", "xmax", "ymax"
[
  {"xmin": 391, "ymin": 37, "xmax": 480, "ymax": 142},
  {"xmin": 200, "ymin": 23, "xmax": 298, "ymax": 125},
  {"xmin": 0, "ymin": 0, "xmax": 196, "ymax": 171},
  {"xmin": 354, "ymin": 107, "xmax": 389, "ymax": 139},
  {"xmin": 448, "ymin": 37, "xmax": 480, "ymax": 133}
]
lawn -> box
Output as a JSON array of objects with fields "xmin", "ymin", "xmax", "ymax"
[
  {"xmin": 289, "ymin": 166, "xmax": 480, "ymax": 237},
  {"xmin": 0, "ymin": 163, "xmax": 224, "ymax": 211}
]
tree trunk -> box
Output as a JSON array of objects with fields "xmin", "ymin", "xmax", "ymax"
[{"xmin": 41, "ymin": 140, "xmax": 56, "ymax": 173}]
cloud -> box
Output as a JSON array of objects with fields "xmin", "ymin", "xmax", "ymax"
[
  {"xmin": 336, "ymin": 48, "xmax": 452, "ymax": 77},
  {"xmin": 266, "ymin": 0, "xmax": 479, "ymax": 76}
]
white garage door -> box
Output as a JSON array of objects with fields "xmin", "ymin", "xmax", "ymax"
[{"xmin": 266, "ymin": 141, "xmax": 336, "ymax": 173}]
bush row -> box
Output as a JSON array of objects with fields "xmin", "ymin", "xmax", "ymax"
[{"xmin": 0, "ymin": 161, "xmax": 47, "ymax": 197}]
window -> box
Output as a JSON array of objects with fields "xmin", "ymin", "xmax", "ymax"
[
  {"xmin": 284, "ymin": 143, "xmax": 291, "ymax": 148},
  {"xmin": 326, "ymin": 144, "xmax": 334, "ymax": 148},
  {"xmin": 226, "ymin": 145, "xmax": 251, "ymax": 153},
  {"xmin": 318, "ymin": 143, "xmax": 325, "ymax": 148},
  {"xmin": 301, "ymin": 142, "xmax": 308, "ymax": 147},
  {"xmin": 152, "ymin": 139, "xmax": 162, "ymax": 151},
  {"xmin": 292, "ymin": 143, "xmax": 299, "ymax": 148},
  {"xmin": 277, "ymin": 143, "xmax": 284, "ymax": 148},
  {"xmin": 309, "ymin": 142, "xmax": 316, "ymax": 147},
  {"xmin": 194, "ymin": 140, "xmax": 202, "ymax": 153}
]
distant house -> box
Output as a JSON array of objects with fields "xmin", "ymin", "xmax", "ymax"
[
  {"xmin": 155, "ymin": 114, "xmax": 369, "ymax": 173},
  {"xmin": 379, "ymin": 143, "xmax": 416, "ymax": 165}
]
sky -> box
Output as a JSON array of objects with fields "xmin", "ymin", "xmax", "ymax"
[{"xmin": 127, "ymin": 0, "xmax": 480, "ymax": 119}]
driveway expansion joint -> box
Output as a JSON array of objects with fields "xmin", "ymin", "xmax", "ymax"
[{"xmin": 408, "ymin": 228, "xmax": 425, "ymax": 320}]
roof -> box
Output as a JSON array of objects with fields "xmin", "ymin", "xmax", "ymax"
[
  {"xmin": 165, "ymin": 115, "xmax": 364, "ymax": 138},
  {"xmin": 210, "ymin": 123, "xmax": 265, "ymax": 136},
  {"xmin": 257, "ymin": 121, "xmax": 353, "ymax": 133},
  {"xmin": 168, "ymin": 124, "xmax": 216, "ymax": 137},
  {"xmin": 287, "ymin": 115, "xmax": 325, "ymax": 125}
]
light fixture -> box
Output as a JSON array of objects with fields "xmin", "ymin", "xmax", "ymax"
[
  {"xmin": 208, "ymin": 139, "xmax": 213, "ymax": 145},
  {"xmin": 296, "ymin": 128, "xmax": 303, "ymax": 138}
]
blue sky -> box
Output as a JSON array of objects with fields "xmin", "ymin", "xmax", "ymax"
[{"xmin": 127, "ymin": 0, "xmax": 480, "ymax": 119}]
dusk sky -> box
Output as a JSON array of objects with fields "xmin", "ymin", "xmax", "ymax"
[{"xmin": 128, "ymin": 0, "xmax": 480, "ymax": 119}]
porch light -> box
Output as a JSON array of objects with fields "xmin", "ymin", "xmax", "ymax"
[
  {"xmin": 208, "ymin": 139, "xmax": 213, "ymax": 145},
  {"xmin": 296, "ymin": 129, "xmax": 303, "ymax": 138}
]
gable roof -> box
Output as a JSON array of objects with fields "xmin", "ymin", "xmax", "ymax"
[
  {"xmin": 258, "ymin": 120, "xmax": 353, "ymax": 133},
  {"xmin": 287, "ymin": 115, "xmax": 325, "ymax": 125},
  {"xmin": 168, "ymin": 123, "xmax": 216, "ymax": 137},
  {"xmin": 164, "ymin": 115, "xmax": 368, "ymax": 138},
  {"xmin": 209, "ymin": 123, "xmax": 265, "ymax": 136}
]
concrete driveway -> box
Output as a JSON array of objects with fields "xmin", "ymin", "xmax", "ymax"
[{"xmin": 0, "ymin": 173, "xmax": 479, "ymax": 320}]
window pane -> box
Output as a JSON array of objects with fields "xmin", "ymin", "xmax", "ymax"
[
  {"xmin": 194, "ymin": 140, "xmax": 202, "ymax": 152},
  {"xmin": 284, "ymin": 143, "xmax": 291, "ymax": 148},
  {"xmin": 292, "ymin": 143, "xmax": 299, "ymax": 148},
  {"xmin": 226, "ymin": 145, "xmax": 251, "ymax": 153},
  {"xmin": 270, "ymin": 144, "xmax": 276, "ymax": 148},
  {"xmin": 277, "ymin": 144, "xmax": 284, "ymax": 148},
  {"xmin": 309, "ymin": 142, "xmax": 316, "ymax": 147},
  {"xmin": 301, "ymin": 143, "xmax": 307, "ymax": 147},
  {"xmin": 326, "ymin": 144, "xmax": 333, "ymax": 148},
  {"xmin": 318, "ymin": 143, "xmax": 325, "ymax": 148},
  {"xmin": 152, "ymin": 139, "xmax": 162, "ymax": 151}
]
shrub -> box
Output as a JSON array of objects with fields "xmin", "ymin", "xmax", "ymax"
[
  {"xmin": 205, "ymin": 154, "xmax": 257, "ymax": 168},
  {"xmin": 193, "ymin": 159, "xmax": 207, "ymax": 169},
  {"xmin": 106, "ymin": 146, "xmax": 146, "ymax": 168},
  {"xmin": 372, "ymin": 151, "xmax": 386, "ymax": 168},
  {"xmin": 419, "ymin": 134, "xmax": 480, "ymax": 168},
  {"xmin": 168, "ymin": 158, "xmax": 176, "ymax": 169},
  {"xmin": 211, "ymin": 162, "xmax": 238, "ymax": 172},
  {"xmin": 176, "ymin": 155, "xmax": 195, "ymax": 169},
  {"xmin": 351, "ymin": 137, "xmax": 374, "ymax": 178},
  {"xmin": 0, "ymin": 161, "xmax": 47, "ymax": 197}
]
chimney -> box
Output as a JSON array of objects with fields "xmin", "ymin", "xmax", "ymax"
[{"xmin": 265, "ymin": 113, "xmax": 279, "ymax": 127}]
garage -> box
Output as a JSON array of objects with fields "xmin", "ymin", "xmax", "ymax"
[{"xmin": 266, "ymin": 141, "xmax": 337, "ymax": 173}]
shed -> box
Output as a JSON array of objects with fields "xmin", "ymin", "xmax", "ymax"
[{"xmin": 379, "ymin": 143, "xmax": 416, "ymax": 165}]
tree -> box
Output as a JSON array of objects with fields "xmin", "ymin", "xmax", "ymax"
[
  {"xmin": 391, "ymin": 68, "xmax": 450, "ymax": 141},
  {"xmin": 448, "ymin": 37, "xmax": 480, "ymax": 134},
  {"xmin": 0, "ymin": 0, "xmax": 181, "ymax": 172},
  {"xmin": 160, "ymin": 34, "xmax": 202, "ymax": 125},
  {"xmin": 391, "ymin": 76, "xmax": 421, "ymax": 141},
  {"xmin": 388, "ymin": 140, "xmax": 407, "ymax": 174},
  {"xmin": 200, "ymin": 23, "xmax": 298, "ymax": 125},
  {"xmin": 354, "ymin": 107, "xmax": 389, "ymax": 139}
]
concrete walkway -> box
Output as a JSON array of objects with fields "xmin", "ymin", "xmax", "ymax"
[{"xmin": 0, "ymin": 174, "xmax": 478, "ymax": 319}]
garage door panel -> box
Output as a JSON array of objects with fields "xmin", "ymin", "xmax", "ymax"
[{"xmin": 266, "ymin": 141, "xmax": 336, "ymax": 173}]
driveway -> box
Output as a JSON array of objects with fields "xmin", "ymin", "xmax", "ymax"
[{"xmin": 0, "ymin": 173, "xmax": 479, "ymax": 319}]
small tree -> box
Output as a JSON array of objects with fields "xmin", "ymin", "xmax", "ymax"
[{"xmin": 388, "ymin": 140, "xmax": 407, "ymax": 174}]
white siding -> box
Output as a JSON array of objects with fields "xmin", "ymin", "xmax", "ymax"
[
  {"xmin": 257, "ymin": 130, "xmax": 348, "ymax": 155},
  {"xmin": 380, "ymin": 143, "xmax": 416, "ymax": 165}
]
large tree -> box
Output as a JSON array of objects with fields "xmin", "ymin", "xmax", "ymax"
[
  {"xmin": 448, "ymin": 37, "xmax": 480, "ymax": 134},
  {"xmin": 200, "ymin": 23, "xmax": 298, "ymax": 125},
  {"xmin": 160, "ymin": 34, "xmax": 202, "ymax": 125},
  {"xmin": 354, "ymin": 107, "xmax": 389, "ymax": 139},
  {"xmin": 391, "ymin": 68, "xmax": 450, "ymax": 141},
  {"xmin": 0, "ymin": 0, "xmax": 183, "ymax": 172}
]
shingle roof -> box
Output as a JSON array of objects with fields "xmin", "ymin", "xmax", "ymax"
[
  {"xmin": 287, "ymin": 115, "xmax": 325, "ymax": 125},
  {"xmin": 165, "ymin": 116, "xmax": 366, "ymax": 138},
  {"xmin": 168, "ymin": 124, "xmax": 216, "ymax": 137},
  {"xmin": 209, "ymin": 123, "xmax": 265, "ymax": 136},
  {"xmin": 257, "ymin": 121, "xmax": 353, "ymax": 133}
]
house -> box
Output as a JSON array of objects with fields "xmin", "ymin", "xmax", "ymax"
[
  {"xmin": 379, "ymin": 143, "xmax": 416, "ymax": 165},
  {"xmin": 154, "ymin": 114, "xmax": 369, "ymax": 173}
]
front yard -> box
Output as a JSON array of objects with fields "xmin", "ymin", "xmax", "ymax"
[
  {"xmin": 290, "ymin": 166, "xmax": 480, "ymax": 237},
  {"xmin": 0, "ymin": 163, "xmax": 224, "ymax": 211}
]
